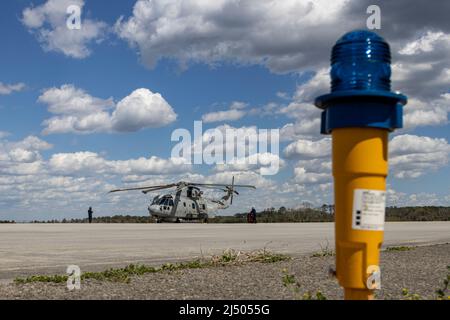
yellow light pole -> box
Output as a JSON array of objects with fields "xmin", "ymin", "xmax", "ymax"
[{"xmin": 315, "ymin": 30, "xmax": 408, "ymax": 300}]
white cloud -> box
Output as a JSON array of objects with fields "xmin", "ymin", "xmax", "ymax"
[
  {"xmin": 11, "ymin": 136, "xmax": 53, "ymax": 151},
  {"xmin": 387, "ymin": 188, "xmax": 442, "ymax": 207},
  {"xmin": 215, "ymin": 152, "xmax": 285, "ymax": 174},
  {"xmin": 112, "ymin": 88, "xmax": 177, "ymax": 132},
  {"xmin": 112, "ymin": 156, "xmax": 190, "ymax": 176},
  {"xmin": 390, "ymin": 134, "xmax": 450, "ymax": 178},
  {"xmin": 192, "ymin": 124, "xmax": 260, "ymax": 156},
  {"xmin": 293, "ymin": 68, "xmax": 329, "ymax": 103},
  {"xmin": 40, "ymin": 85, "xmax": 177, "ymax": 134},
  {"xmin": 277, "ymin": 70, "xmax": 328, "ymax": 140},
  {"xmin": 276, "ymin": 92, "xmax": 290, "ymax": 100},
  {"xmin": 38, "ymin": 84, "xmax": 113, "ymax": 115},
  {"xmin": 282, "ymin": 158, "xmax": 333, "ymax": 201},
  {"xmin": 203, "ymin": 171, "xmax": 275, "ymax": 190},
  {"xmin": 0, "ymin": 82, "xmax": 26, "ymax": 95},
  {"xmin": 279, "ymin": 119, "xmax": 321, "ymax": 141},
  {"xmin": 113, "ymin": 0, "xmax": 449, "ymax": 115},
  {"xmin": 0, "ymin": 135, "xmax": 52, "ymax": 161},
  {"xmin": 115, "ymin": 0, "xmax": 351, "ymax": 73},
  {"xmin": 399, "ymin": 31, "xmax": 450, "ymax": 56},
  {"xmin": 284, "ymin": 138, "xmax": 331, "ymax": 159},
  {"xmin": 114, "ymin": 0, "xmax": 448, "ymax": 131},
  {"xmin": 293, "ymin": 167, "xmax": 330, "ymax": 185},
  {"xmin": 392, "ymin": 29, "xmax": 450, "ymax": 101},
  {"xmin": 0, "ymin": 135, "xmax": 52, "ymax": 176},
  {"xmin": 202, "ymin": 109, "xmax": 246, "ymax": 123},
  {"xmin": 187, "ymin": 124, "xmax": 282, "ymax": 175},
  {"xmin": 403, "ymin": 96, "xmax": 449, "ymax": 128},
  {"xmin": 202, "ymin": 101, "xmax": 247, "ymax": 123},
  {"xmin": 49, "ymin": 151, "xmax": 190, "ymax": 176},
  {"xmin": 49, "ymin": 152, "xmax": 107, "ymax": 175},
  {"xmin": 22, "ymin": 0, "xmax": 107, "ymax": 58},
  {"xmin": 0, "ymin": 132, "xmax": 10, "ymax": 139},
  {"xmin": 229, "ymin": 101, "xmax": 247, "ymax": 110},
  {"xmin": 8, "ymin": 148, "xmax": 39, "ymax": 163}
]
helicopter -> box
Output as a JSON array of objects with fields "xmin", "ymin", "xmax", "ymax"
[{"xmin": 109, "ymin": 176, "xmax": 256, "ymax": 223}]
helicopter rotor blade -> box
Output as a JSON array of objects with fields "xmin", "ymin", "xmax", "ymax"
[
  {"xmin": 141, "ymin": 185, "xmax": 178, "ymax": 194},
  {"xmin": 199, "ymin": 185, "xmax": 228, "ymax": 192},
  {"xmin": 109, "ymin": 184, "xmax": 177, "ymax": 194},
  {"xmin": 188, "ymin": 183, "xmax": 256, "ymax": 189}
]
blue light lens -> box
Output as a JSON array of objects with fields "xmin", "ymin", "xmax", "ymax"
[{"xmin": 330, "ymin": 30, "xmax": 392, "ymax": 92}]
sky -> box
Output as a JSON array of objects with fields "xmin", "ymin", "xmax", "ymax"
[{"xmin": 0, "ymin": 0, "xmax": 449, "ymax": 221}]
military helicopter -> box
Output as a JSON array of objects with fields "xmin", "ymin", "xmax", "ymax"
[{"xmin": 109, "ymin": 176, "xmax": 256, "ymax": 223}]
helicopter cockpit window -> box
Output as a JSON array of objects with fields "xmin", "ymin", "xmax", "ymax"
[
  {"xmin": 192, "ymin": 203, "xmax": 196, "ymax": 209},
  {"xmin": 169, "ymin": 200, "xmax": 174, "ymax": 207}
]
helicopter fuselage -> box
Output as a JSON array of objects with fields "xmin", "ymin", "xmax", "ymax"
[{"xmin": 148, "ymin": 187, "xmax": 209, "ymax": 222}]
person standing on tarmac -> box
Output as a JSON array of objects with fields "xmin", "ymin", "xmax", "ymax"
[
  {"xmin": 88, "ymin": 207, "xmax": 93, "ymax": 224},
  {"xmin": 250, "ymin": 207, "xmax": 257, "ymax": 224}
]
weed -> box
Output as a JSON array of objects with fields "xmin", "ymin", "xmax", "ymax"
[
  {"xmin": 281, "ymin": 268, "xmax": 300, "ymax": 296},
  {"xmin": 302, "ymin": 291, "xmax": 327, "ymax": 300},
  {"xmin": 14, "ymin": 249, "xmax": 290, "ymax": 285},
  {"xmin": 401, "ymin": 288, "xmax": 421, "ymax": 300},
  {"xmin": 216, "ymin": 249, "xmax": 240, "ymax": 264},
  {"xmin": 281, "ymin": 269, "xmax": 297, "ymax": 287},
  {"xmin": 385, "ymin": 246, "xmax": 416, "ymax": 252},
  {"xmin": 249, "ymin": 249, "xmax": 291, "ymax": 264},
  {"xmin": 311, "ymin": 241, "xmax": 335, "ymax": 258},
  {"xmin": 435, "ymin": 265, "xmax": 450, "ymax": 300},
  {"xmin": 14, "ymin": 274, "xmax": 68, "ymax": 284},
  {"xmin": 281, "ymin": 269, "xmax": 327, "ymax": 300}
]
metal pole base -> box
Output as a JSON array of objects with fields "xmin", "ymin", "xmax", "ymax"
[{"xmin": 344, "ymin": 288, "xmax": 375, "ymax": 300}]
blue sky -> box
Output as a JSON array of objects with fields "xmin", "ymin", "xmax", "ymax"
[{"xmin": 0, "ymin": 0, "xmax": 449, "ymax": 221}]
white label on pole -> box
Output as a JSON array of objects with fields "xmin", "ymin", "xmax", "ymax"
[{"xmin": 352, "ymin": 189, "xmax": 386, "ymax": 231}]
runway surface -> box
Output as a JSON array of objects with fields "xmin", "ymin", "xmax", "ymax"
[{"xmin": 0, "ymin": 222, "xmax": 449, "ymax": 280}]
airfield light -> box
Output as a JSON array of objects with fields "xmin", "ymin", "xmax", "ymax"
[{"xmin": 315, "ymin": 30, "xmax": 407, "ymax": 300}]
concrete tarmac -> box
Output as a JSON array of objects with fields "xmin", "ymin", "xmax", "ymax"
[{"xmin": 0, "ymin": 222, "xmax": 449, "ymax": 280}]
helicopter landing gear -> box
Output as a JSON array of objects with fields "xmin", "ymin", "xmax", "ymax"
[
  {"xmin": 203, "ymin": 218, "xmax": 209, "ymax": 224},
  {"xmin": 175, "ymin": 218, "xmax": 181, "ymax": 223}
]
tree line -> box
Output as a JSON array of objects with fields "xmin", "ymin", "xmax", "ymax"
[{"xmin": 5, "ymin": 206, "xmax": 448, "ymax": 224}]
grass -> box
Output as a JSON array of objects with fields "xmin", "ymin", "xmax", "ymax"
[
  {"xmin": 248, "ymin": 249, "xmax": 291, "ymax": 264},
  {"xmin": 390, "ymin": 265, "xmax": 449, "ymax": 300},
  {"xmin": 401, "ymin": 288, "xmax": 422, "ymax": 300},
  {"xmin": 14, "ymin": 249, "xmax": 290, "ymax": 285},
  {"xmin": 435, "ymin": 265, "xmax": 450, "ymax": 300},
  {"xmin": 311, "ymin": 241, "xmax": 335, "ymax": 258},
  {"xmin": 302, "ymin": 291, "xmax": 327, "ymax": 300},
  {"xmin": 281, "ymin": 269, "xmax": 327, "ymax": 300},
  {"xmin": 281, "ymin": 269, "xmax": 297, "ymax": 287},
  {"xmin": 385, "ymin": 246, "xmax": 416, "ymax": 252}
]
